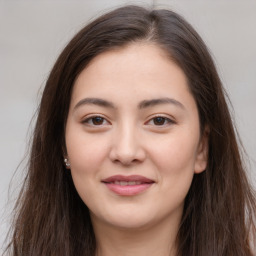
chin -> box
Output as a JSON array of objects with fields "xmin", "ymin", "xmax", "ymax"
[
  {"xmin": 91, "ymin": 208, "xmax": 157, "ymax": 231},
  {"xmin": 108, "ymin": 217, "xmax": 154, "ymax": 231}
]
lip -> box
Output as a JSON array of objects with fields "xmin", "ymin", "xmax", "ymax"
[{"xmin": 102, "ymin": 175, "xmax": 155, "ymax": 196}]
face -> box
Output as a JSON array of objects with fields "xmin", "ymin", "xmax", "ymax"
[{"xmin": 65, "ymin": 43, "xmax": 208, "ymax": 231}]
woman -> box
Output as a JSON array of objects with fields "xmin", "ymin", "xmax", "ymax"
[{"xmin": 5, "ymin": 5, "xmax": 256, "ymax": 256}]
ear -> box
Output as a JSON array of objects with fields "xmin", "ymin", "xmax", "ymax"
[{"xmin": 194, "ymin": 127, "xmax": 209, "ymax": 174}]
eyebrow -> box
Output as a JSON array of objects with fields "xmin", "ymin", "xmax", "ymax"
[
  {"xmin": 138, "ymin": 97, "xmax": 185, "ymax": 110},
  {"xmin": 74, "ymin": 98, "xmax": 116, "ymax": 110},
  {"xmin": 74, "ymin": 97, "xmax": 185, "ymax": 110}
]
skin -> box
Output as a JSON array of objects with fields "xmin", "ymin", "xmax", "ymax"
[{"xmin": 65, "ymin": 43, "xmax": 208, "ymax": 256}]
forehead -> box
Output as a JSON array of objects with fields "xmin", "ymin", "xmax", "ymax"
[
  {"xmin": 71, "ymin": 43, "xmax": 193, "ymax": 109},
  {"xmin": 83, "ymin": 43, "xmax": 180, "ymax": 81}
]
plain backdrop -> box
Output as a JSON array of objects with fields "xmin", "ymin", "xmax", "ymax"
[{"xmin": 1, "ymin": 0, "xmax": 256, "ymax": 252}]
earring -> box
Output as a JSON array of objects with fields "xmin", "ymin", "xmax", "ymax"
[{"xmin": 64, "ymin": 158, "xmax": 71, "ymax": 168}]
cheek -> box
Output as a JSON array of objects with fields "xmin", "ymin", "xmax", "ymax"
[
  {"xmin": 148, "ymin": 132, "xmax": 199, "ymax": 195},
  {"xmin": 66, "ymin": 135, "xmax": 110, "ymax": 206},
  {"xmin": 151, "ymin": 134, "xmax": 198, "ymax": 172},
  {"xmin": 65, "ymin": 128, "xmax": 110, "ymax": 199},
  {"xmin": 66, "ymin": 127, "xmax": 109, "ymax": 171}
]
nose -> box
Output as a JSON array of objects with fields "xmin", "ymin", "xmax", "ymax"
[{"xmin": 109, "ymin": 124, "xmax": 146, "ymax": 166}]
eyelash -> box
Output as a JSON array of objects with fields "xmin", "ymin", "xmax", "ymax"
[
  {"xmin": 146, "ymin": 116, "xmax": 175, "ymax": 126},
  {"xmin": 82, "ymin": 115, "xmax": 110, "ymax": 126},
  {"xmin": 81, "ymin": 115, "xmax": 175, "ymax": 127}
]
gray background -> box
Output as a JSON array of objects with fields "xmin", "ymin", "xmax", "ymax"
[{"xmin": 1, "ymin": 0, "xmax": 256, "ymax": 252}]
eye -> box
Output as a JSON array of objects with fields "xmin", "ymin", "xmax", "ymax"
[
  {"xmin": 82, "ymin": 116, "xmax": 110, "ymax": 126},
  {"xmin": 146, "ymin": 116, "xmax": 175, "ymax": 126}
]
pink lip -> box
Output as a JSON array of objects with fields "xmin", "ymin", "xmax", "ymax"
[{"xmin": 102, "ymin": 175, "xmax": 155, "ymax": 196}]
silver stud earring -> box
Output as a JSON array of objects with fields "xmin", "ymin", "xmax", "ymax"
[{"xmin": 64, "ymin": 158, "xmax": 71, "ymax": 168}]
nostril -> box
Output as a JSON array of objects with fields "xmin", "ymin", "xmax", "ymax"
[
  {"xmin": 109, "ymin": 135, "xmax": 146, "ymax": 165},
  {"xmin": 113, "ymin": 157, "xmax": 142, "ymax": 166}
]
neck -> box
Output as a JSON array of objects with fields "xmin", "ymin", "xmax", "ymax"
[{"xmin": 92, "ymin": 215, "xmax": 180, "ymax": 256}]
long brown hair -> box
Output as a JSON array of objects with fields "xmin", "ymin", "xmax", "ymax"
[{"xmin": 5, "ymin": 5, "xmax": 256, "ymax": 256}]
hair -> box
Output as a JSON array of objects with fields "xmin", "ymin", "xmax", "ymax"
[{"xmin": 5, "ymin": 5, "xmax": 256, "ymax": 256}]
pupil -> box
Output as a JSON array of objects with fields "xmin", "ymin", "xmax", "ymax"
[
  {"xmin": 154, "ymin": 117, "xmax": 165, "ymax": 125},
  {"xmin": 92, "ymin": 117, "xmax": 103, "ymax": 125}
]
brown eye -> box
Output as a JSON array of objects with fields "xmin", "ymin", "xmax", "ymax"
[
  {"xmin": 146, "ymin": 116, "xmax": 175, "ymax": 127},
  {"xmin": 153, "ymin": 117, "xmax": 167, "ymax": 125},
  {"xmin": 91, "ymin": 116, "xmax": 104, "ymax": 125},
  {"xmin": 82, "ymin": 116, "xmax": 109, "ymax": 126}
]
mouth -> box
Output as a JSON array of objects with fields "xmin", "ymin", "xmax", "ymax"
[
  {"xmin": 108, "ymin": 180, "xmax": 149, "ymax": 185},
  {"xmin": 102, "ymin": 175, "xmax": 155, "ymax": 196}
]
